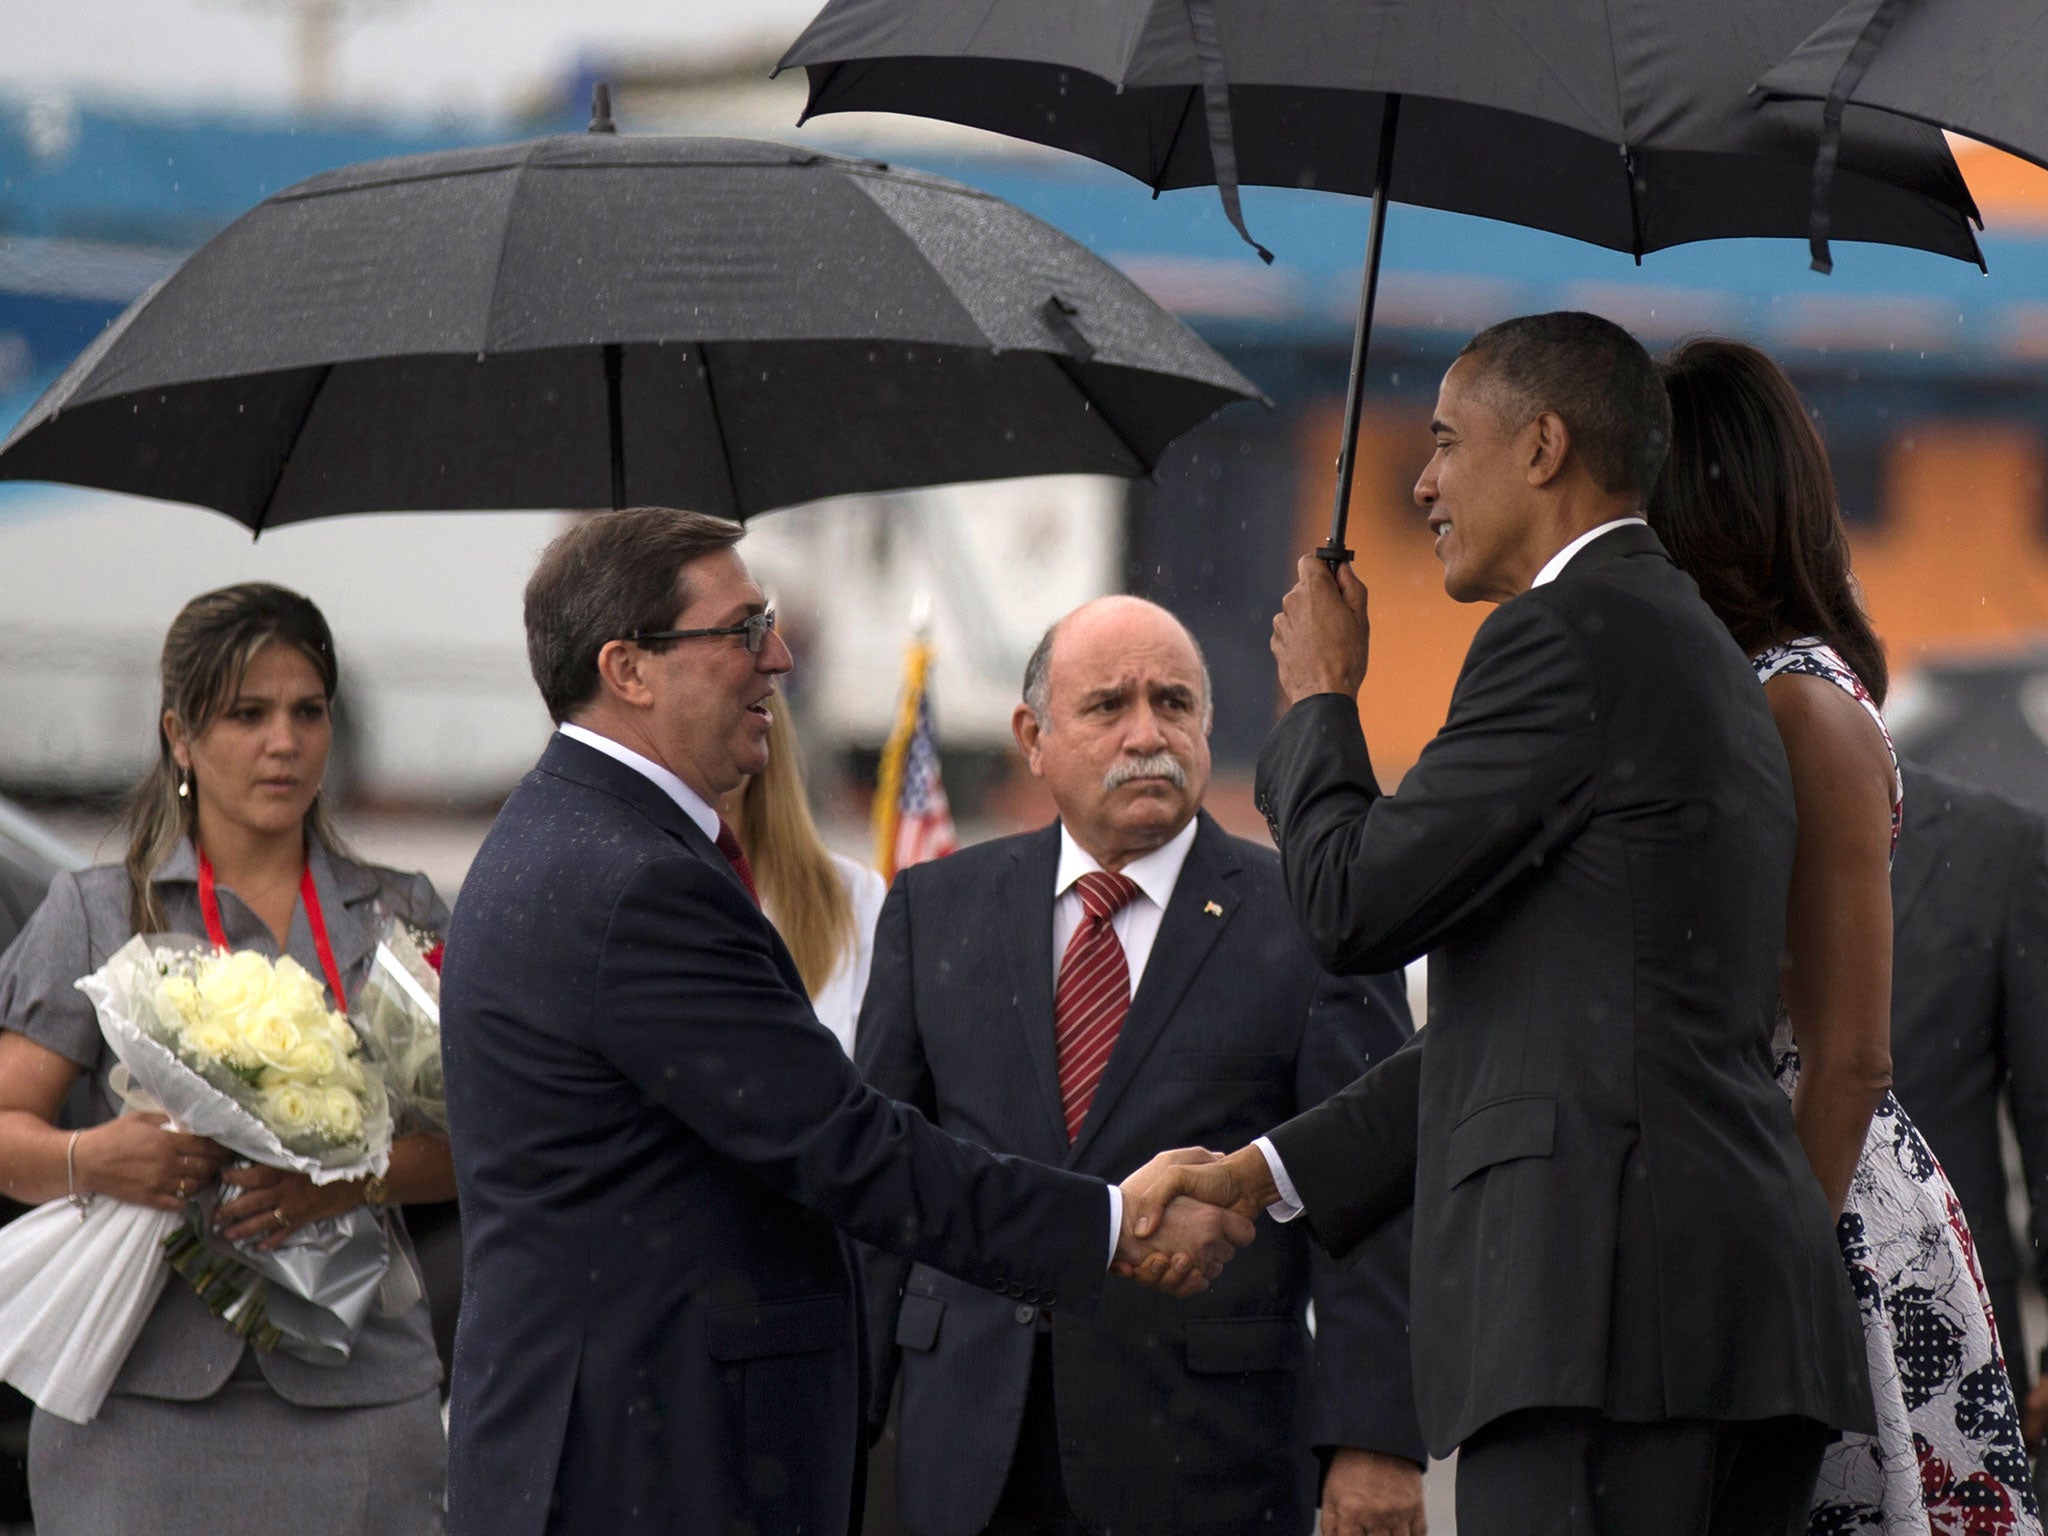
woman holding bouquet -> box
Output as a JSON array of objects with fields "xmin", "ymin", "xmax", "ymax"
[{"xmin": 0, "ymin": 583, "xmax": 455, "ymax": 1535}]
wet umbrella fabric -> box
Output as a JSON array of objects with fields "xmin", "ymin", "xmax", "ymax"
[
  {"xmin": 1757, "ymin": 0, "xmax": 2048, "ymax": 271},
  {"xmin": 0, "ymin": 135, "xmax": 1261, "ymax": 531},
  {"xmin": 781, "ymin": 0, "xmax": 1984, "ymax": 560},
  {"xmin": 781, "ymin": 0, "xmax": 1983, "ymax": 261}
]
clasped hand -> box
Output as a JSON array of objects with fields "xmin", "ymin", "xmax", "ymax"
[{"xmin": 1111, "ymin": 1146, "xmax": 1273, "ymax": 1297}]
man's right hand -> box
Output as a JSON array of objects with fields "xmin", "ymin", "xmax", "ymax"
[
  {"xmin": 1113, "ymin": 1148, "xmax": 1258, "ymax": 1298},
  {"xmin": 1115, "ymin": 1144, "xmax": 1279, "ymax": 1293}
]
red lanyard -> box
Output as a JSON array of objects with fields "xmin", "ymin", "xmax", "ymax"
[{"xmin": 196, "ymin": 847, "xmax": 348, "ymax": 1008}]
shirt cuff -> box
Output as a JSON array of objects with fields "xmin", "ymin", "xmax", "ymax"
[
  {"xmin": 1254, "ymin": 1136, "xmax": 1305, "ymax": 1223},
  {"xmin": 1106, "ymin": 1184, "xmax": 1124, "ymax": 1269}
]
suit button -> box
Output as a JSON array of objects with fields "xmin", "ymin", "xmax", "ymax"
[
  {"xmin": 1043, "ymin": 1293, "xmax": 1058, "ymax": 1308},
  {"xmin": 1015, "ymin": 1304, "xmax": 1035, "ymax": 1325}
]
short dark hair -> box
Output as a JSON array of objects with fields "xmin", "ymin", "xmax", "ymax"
[
  {"xmin": 524, "ymin": 507, "xmax": 745, "ymax": 722},
  {"xmin": 1458, "ymin": 312, "xmax": 1672, "ymax": 498},
  {"xmin": 1649, "ymin": 337, "xmax": 1887, "ymax": 704}
]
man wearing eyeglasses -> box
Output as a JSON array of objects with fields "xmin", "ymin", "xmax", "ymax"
[{"xmin": 439, "ymin": 506, "xmax": 1257, "ymax": 1536}]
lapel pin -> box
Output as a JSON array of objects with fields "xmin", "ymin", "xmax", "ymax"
[{"xmin": 1203, "ymin": 900, "xmax": 1224, "ymax": 917}]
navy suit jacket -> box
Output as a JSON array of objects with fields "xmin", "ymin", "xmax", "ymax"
[
  {"xmin": 441, "ymin": 735, "xmax": 1110, "ymax": 1536},
  {"xmin": 858, "ymin": 813, "xmax": 1424, "ymax": 1536}
]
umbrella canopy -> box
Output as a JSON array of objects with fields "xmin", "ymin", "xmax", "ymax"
[
  {"xmin": 782, "ymin": 0, "xmax": 1983, "ymax": 564},
  {"xmin": 0, "ymin": 132, "xmax": 1261, "ymax": 532},
  {"xmin": 781, "ymin": 0, "xmax": 1983, "ymax": 263},
  {"xmin": 1756, "ymin": 0, "xmax": 2048, "ymax": 269}
]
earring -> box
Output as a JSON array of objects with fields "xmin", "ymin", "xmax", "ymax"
[{"xmin": 177, "ymin": 769, "xmax": 191, "ymax": 799}]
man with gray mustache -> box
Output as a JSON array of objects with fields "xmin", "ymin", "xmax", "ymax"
[{"xmin": 856, "ymin": 596, "xmax": 1428, "ymax": 1536}]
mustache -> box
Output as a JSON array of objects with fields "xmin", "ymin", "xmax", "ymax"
[{"xmin": 1103, "ymin": 752, "xmax": 1187, "ymax": 791}]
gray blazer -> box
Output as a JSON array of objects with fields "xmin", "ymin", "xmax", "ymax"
[{"xmin": 0, "ymin": 837, "xmax": 446, "ymax": 1409}]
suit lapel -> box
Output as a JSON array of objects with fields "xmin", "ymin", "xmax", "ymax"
[
  {"xmin": 1068, "ymin": 815, "xmax": 1240, "ymax": 1168},
  {"xmin": 999, "ymin": 826, "xmax": 1070, "ymax": 1157},
  {"xmin": 541, "ymin": 732, "xmax": 803, "ymax": 990}
]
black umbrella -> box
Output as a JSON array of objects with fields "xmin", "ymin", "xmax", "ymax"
[
  {"xmin": 1756, "ymin": 0, "xmax": 2048, "ymax": 272},
  {"xmin": 781, "ymin": 0, "xmax": 1984, "ymax": 565},
  {"xmin": 0, "ymin": 102, "xmax": 1260, "ymax": 532}
]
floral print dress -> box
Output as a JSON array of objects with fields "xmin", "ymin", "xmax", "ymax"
[{"xmin": 1757, "ymin": 638, "xmax": 2042, "ymax": 1536}]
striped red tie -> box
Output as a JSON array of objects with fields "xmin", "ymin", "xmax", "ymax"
[{"xmin": 1054, "ymin": 870, "xmax": 1141, "ymax": 1142}]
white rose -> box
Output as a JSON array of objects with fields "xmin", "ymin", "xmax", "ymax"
[
  {"xmin": 154, "ymin": 975, "xmax": 204, "ymax": 1032},
  {"xmin": 269, "ymin": 956, "xmax": 330, "ymax": 1020},
  {"xmin": 276, "ymin": 1033, "xmax": 339, "ymax": 1084},
  {"xmin": 239, "ymin": 1002, "xmax": 305, "ymax": 1072},
  {"xmin": 315, "ymin": 1087, "xmax": 364, "ymax": 1143},
  {"xmin": 185, "ymin": 1018, "xmax": 240, "ymax": 1063},
  {"xmin": 258, "ymin": 1080, "xmax": 319, "ymax": 1140},
  {"xmin": 194, "ymin": 950, "xmax": 275, "ymax": 1026}
]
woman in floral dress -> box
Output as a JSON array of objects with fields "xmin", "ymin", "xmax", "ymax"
[{"xmin": 1651, "ymin": 338, "xmax": 2040, "ymax": 1536}]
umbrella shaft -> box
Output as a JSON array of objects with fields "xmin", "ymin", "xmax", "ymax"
[
  {"xmin": 605, "ymin": 342, "xmax": 625, "ymax": 511},
  {"xmin": 1324, "ymin": 93, "xmax": 1402, "ymax": 569}
]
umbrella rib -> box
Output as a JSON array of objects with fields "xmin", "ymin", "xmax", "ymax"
[
  {"xmin": 1151, "ymin": 87, "xmax": 1202, "ymax": 194},
  {"xmin": 250, "ymin": 362, "xmax": 334, "ymax": 538},
  {"xmin": 1048, "ymin": 355, "xmax": 1151, "ymax": 477},
  {"xmin": 696, "ymin": 344, "xmax": 745, "ymax": 519}
]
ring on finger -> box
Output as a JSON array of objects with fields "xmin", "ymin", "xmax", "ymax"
[{"xmin": 273, "ymin": 1207, "xmax": 288, "ymax": 1231}]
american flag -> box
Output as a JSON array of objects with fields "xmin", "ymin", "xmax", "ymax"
[{"xmin": 873, "ymin": 637, "xmax": 959, "ymax": 881}]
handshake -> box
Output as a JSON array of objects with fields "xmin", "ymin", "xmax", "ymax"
[{"xmin": 1111, "ymin": 1143, "xmax": 1283, "ymax": 1298}]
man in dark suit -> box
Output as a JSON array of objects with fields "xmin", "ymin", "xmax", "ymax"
[
  {"xmin": 858, "ymin": 595, "xmax": 1426, "ymax": 1536},
  {"xmin": 1129, "ymin": 313, "xmax": 1873, "ymax": 1534},
  {"xmin": 440, "ymin": 508, "xmax": 1253, "ymax": 1536},
  {"xmin": 1888, "ymin": 761, "xmax": 2048, "ymax": 1436}
]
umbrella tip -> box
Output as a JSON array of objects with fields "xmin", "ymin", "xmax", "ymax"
[{"xmin": 589, "ymin": 82, "xmax": 617, "ymax": 134}]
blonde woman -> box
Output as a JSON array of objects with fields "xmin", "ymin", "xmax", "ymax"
[{"xmin": 724, "ymin": 701, "xmax": 886, "ymax": 1053}]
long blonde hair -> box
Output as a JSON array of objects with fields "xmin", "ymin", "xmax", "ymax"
[{"xmin": 729, "ymin": 701, "xmax": 857, "ymax": 999}]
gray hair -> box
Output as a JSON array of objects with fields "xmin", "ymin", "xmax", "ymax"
[
  {"xmin": 1458, "ymin": 311, "xmax": 1672, "ymax": 499},
  {"xmin": 1022, "ymin": 603, "xmax": 1214, "ymax": 731},
  {"xmin": 524, "ymin": 506, "xmax": 745, "ymax": 722}
]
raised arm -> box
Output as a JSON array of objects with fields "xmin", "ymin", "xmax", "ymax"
[
  {"xmin": 1767, "ymin": 673, "xmax": 1896, "ymax": 1216},
  {"xmin": 1255, "ymin": 594, "xmax": 1601, "ymax": 976}
]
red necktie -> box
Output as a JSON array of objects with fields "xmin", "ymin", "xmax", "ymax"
[
  {"xmin": 715, "ymin": 820, "xmax": 761, "ymax": 907},
  {"xmin": 1054, "ymin": 870, "xmax": 1141, "ymax": 1141}
]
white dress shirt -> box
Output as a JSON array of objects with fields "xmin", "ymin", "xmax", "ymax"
[
  {"xmin": 558, "ymin": 726, "xmax": 1125, "ymax": 1266},
  {"xmin": 1530, "ymin": 515, "xmax": 1648, "ymax": 588},
  {"xmin": 1252, "ymin": 518, "xmax": 1650, "ymax": 1221},
  {"xmin": 1051, "ymin": 816, "xmax": 1200, "ymax": 994},
  {"xmin": 558, "ymin": 723, "xmax": 719, "ymax": 839}
]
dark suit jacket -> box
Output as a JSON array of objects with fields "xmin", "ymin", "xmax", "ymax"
[
  {"xmin": 1891, "ymin": 761, "xmax": 2048, "ymax": 1389},
  {"xmin": 1253, "ymin": 523, "xmax": 1873, "ymax": 1455},
  {"xmin": 856, "ymin": 813, "xmax": 1424, "ymax": 1536},
  {"xmin": 441, "ymin": 735, "xmax": 1111, "ymax": 1536}
]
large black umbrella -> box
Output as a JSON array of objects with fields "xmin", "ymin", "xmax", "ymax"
[
  {"xmin": 781, "ymin": 0, "xmax": 1983, "ymax": 564},
  {"xmin": 0, "ymin": 113, "xmax": 1260, "ymax": 532},
  {"xmin": 1756, "ymin": 0, "xmax": 2048, "ymax": 272}
]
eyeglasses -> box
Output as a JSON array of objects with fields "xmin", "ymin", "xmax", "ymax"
[{"xmin": 621, "ymin": 609, "xmax": 777, "ymax": 654}]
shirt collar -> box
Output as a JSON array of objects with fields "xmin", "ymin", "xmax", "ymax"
[
  {"xmin": 1054, "ymin": 814, "xmax": 1199, "ymax": 912},
  {"xmin": 558, "ymin": 722, "xmax": 721, "ymax": 842},
  {"xmin": 1531, "ymin": 516, "xmax": 1648, "ymax": 589}
]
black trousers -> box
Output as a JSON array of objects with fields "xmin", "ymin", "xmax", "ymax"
[
  {"xmin": 1455, "ymin": 1408, "xmax": 1832, "ymax": 1536},
  {"xmin": 980, "ymin": 1335, "xmax": 1088, "ymax": 1536}
]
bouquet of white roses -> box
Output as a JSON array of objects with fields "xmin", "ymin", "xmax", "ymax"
[
  {"xmin": 354, "ymin": 919, "xmax": 445, "ymax": 1133},
  {"xmin": 0, "ymin": 935, "xmax": 395, "ymax": 1424}
]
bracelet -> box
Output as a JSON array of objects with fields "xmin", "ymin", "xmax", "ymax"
[{"xmin": 64, "ymin": 1130, "xmax": 94, "ymax": 1220}]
